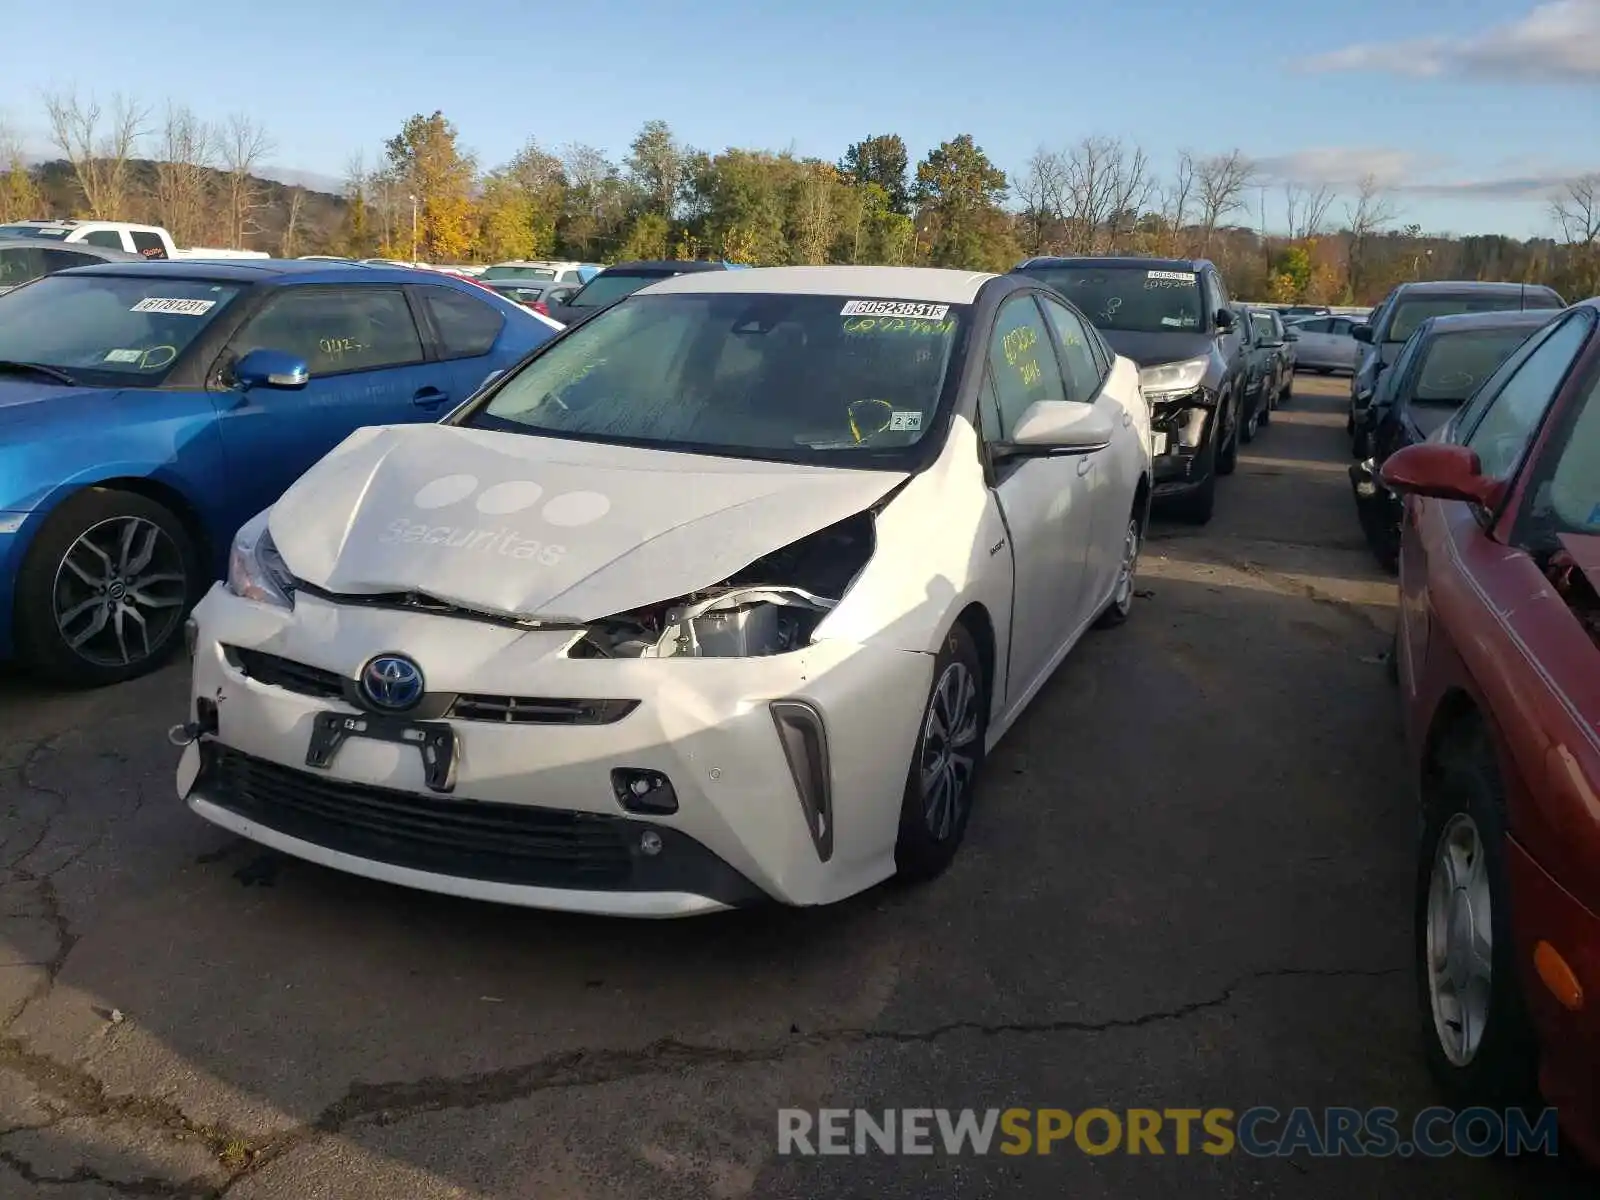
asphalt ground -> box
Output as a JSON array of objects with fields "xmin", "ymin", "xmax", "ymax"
[{"xmin": 0, "ymin": 371, "xmax": 1593, "ymax": 1198}]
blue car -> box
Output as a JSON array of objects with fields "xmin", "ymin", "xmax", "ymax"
[{"xmin": 0, "ymin": 258, "xmax": 556, "ymax": 686}]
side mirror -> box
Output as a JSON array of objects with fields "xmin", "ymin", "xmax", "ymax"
[
  {"xmin": 1351, "ymin": 324, "xmax": 1374, "ymax": 344},
  {"xmin": 1379, "ymin": 443, "xmax": 1504, "ymax": 508},
  {"xmin": 1214, "ymin": 308, "xmax": 1236, "ymax": 333},
  {"xmin": 997, "ymin": 400, "xmax": 1114, "ymax": 459},
  {"xmin": 1284, "ymin": 329, "xmax": 1300, "ymax": 342},
  {"xmin": 234, "ymin": 348, "xmax": 309, "ymax": 391}
]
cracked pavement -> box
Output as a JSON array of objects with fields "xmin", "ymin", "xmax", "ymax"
[{"xmin": 0, "ymin": 376, "xmax": 1593, "ymax": 1197}]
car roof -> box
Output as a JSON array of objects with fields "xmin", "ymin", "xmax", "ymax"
[
  {"xmin": 52, "ymin": 257, "xmax": 472, "ymax": 286},
  {"xmin": 1014, "ymin": 255, "xmax": 1217, "ymax": 274},
  {"xmin": 1391, "ymin": 280, "xmax": 1559, "ymax": 298},
  {"xmin": 639, "ymin": 264, "xmax": 997, "ymax": 304},
  {"xmin": 0, "ymin": 235, "xmax": 142, "ymax": 262},
  {"xmin": 598, "ymin": 259, "xmax": 730, "ymax": 274},
  {"xmin": 1419, "ymin": 309, "xmax": 1562, "ymax": 335}
]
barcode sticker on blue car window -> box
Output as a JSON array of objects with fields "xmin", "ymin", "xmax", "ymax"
[{"xmin": 131, "ymin": 297, "xmax": 216, "ymax": 315}]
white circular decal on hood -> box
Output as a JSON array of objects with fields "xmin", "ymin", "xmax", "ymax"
[
  {"xmin": 413, "ymin": 474, "xmax": 479, "ymax": 510},
  {"xmin": 407, "ymin": 476, "xmax": 611, "ymax": 529},
  {"xmin": 474, "ymin": 480, "xmax": 545, "ymax": 515},
  {"xmin": 541, "ymin": 490, "xmax": 611, "ymax": 527}
]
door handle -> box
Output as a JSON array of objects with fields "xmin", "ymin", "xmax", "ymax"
[{"xmin": 412, "ymin": 387, "xmax": 451, "ymax": 408}]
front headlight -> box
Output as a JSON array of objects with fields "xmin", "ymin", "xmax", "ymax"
[
  {"xmin": 226, "ymin": 510, "xmax": 295, "ymax": 608},
  {"xmin": 1139, "ymin": 356, "xmax": 1209, "ymax": 398}
]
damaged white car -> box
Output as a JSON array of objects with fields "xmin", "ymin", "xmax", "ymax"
[{"xmin": 174, "ymin": 265, "xmax": 1153, "ymax": 916}]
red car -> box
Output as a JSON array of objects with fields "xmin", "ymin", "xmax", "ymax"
[{"xmin": 1382, "ymin": 298, "xmax": 1600, "ymax": 1162}]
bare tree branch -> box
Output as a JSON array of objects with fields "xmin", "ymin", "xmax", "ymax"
[
  {"xmin": 1284, "ymin": 181, "xmax": 1337, "ymax": 240},
  {"xmin": 1345, "ymin": 173, "xmax": 1397, "ymax": 299},
  {"xmin": 1196, "ymin": 150, "xmax": 1256, "ymax": 255},
  {"xmin": 152, "ymin": 102, "xmax": 214, "ymax": 247},
  {"xmin": 1012, "ymin": 147, "xmax": 1066, "ymax": 254},
  {"xmin": 1058, "ymin": 137, "xmax": 1154, "ymax": 254},
  {"xmin": 219, "ymin": 112, "xmax": 275, "ymax": 249},
  {"xmin": 43, "ymin": 89, "xmax": 149, "ymax": 218},
  {"xmin": 1551, "ymin": 173, "xmax": 1599, "ymax": 247},
  {"xmin": 1159, "ymin": 152, "xmax": 1196, "ymax": 256},
  {"xmin": 281, "ymin": 187, "xmax": 305, "ymax": 256}
]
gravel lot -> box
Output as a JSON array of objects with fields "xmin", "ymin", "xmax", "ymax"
[{"xmin": 0, "ymin": 373, "xmax": 1593, "ymax": 1198}]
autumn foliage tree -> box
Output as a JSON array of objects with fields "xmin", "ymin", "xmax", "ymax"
[{"xmin": 385, "ymin": 111, "xmax": 477, "ymax": 261}]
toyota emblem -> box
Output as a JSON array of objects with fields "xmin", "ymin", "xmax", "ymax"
[{"xmin": 358, "ymin": 654, "xmax": 425, "ymax": 711}]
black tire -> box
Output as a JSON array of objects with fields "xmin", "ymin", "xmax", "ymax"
[
  {"xmin": 1280, "ymin": 374, "xmax": 1294, "ymax": 402},
  {"xmin": 1095, "ymin": 501, "xmax": 1144, "ymax": 629},
  {"xmin": 14, "ymin": 488, "xmax": 200, "ymax": 687},
  {"xmin": 1414, "ymin": 722, "xmax": 1540, "ymax": 1107},
  {"xmin": 1353, "ymin": 426, "xmax": 1372, "ymax": 460},
  {"xmin": 1215, "ymin": 393, "xmax": 1240, "ymax": 476},
  {"xmin": 895, "ymin": 622, "xmax": 987, "ymax": 883},
  {"xmin": 1240, "ymin": 391, "xmax": 1261, "ymax": 444}
]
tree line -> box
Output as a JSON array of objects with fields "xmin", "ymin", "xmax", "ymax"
[{"xmin": 2, "ymin": 91, "xmax": 1597, "ymax": 304}]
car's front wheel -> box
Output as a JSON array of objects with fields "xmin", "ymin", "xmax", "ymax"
[
  {"xmin": 1414, "ymin": 724, "xmax": 1539, "ymax": 1106},
  {"xmin": 895, "ymin": 623, "xmax": 986, "ymax": 882},
  {"xmin": 14, "ymin": 488, "xmax": 199, "ymax": 687},
  {"xmin": 1216, "ymin": 393, "xmax": 1241, "ymax": 474},
  {"xmin": 1096, "ymin": 505, "xmax": 1143, "ymax": 628}
]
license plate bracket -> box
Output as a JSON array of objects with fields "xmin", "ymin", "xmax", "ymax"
[{"xmin": 305, "ymin": 711, "xmax": 459, "ymax": 793}]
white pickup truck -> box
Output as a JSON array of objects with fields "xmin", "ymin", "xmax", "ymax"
[{"xmin": 0, "ymin": 220, "xmax": 269, "ymax": 261}]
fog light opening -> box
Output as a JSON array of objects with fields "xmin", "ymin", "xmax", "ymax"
[
  {"xmin": 770, "ymin": 700, "xmax": 834, "ymax": 862},
  {"xmin": 611, "ymin": 768, "xmax": 679, "ymax": 815},
  {"xmin": 638, "ymin": 829, "xmax": 663, "ymax": 857}
]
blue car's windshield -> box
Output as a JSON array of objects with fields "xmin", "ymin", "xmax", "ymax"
[{"xmin": 0, "ymin": 272, "xmax": 242, "ymax": 385}]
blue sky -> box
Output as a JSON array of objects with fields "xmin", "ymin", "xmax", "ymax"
[{"xmin": 2, "ymin": 0, "xmax": 1595, "ymax": 238}]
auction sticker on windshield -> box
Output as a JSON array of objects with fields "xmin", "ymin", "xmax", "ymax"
[
  {"xmin": 840, "ymin": 299, "xmax": 949, "ymax": 321},
  {"xmin": 131, "ymin": 297, "xmax": 216, "ymax": 315},
  {"xmin": 1146, "ymin": 271, "xmax": 1195, "ymax": 282}
]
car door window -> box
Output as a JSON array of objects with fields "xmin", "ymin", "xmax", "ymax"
[
  {"xmin": 419, "ymin": 285, "xmax": 503, "ymax": 359},
  {"xmin": 988, "ymin": 294, "xmax": 1069, "ymax": 436},
  {"xmin": 0, "ymin": 246, "xmax": 35, "ymax": 285},
  {"xmin": 1463, "ymin": 312, "xmax": 1593, "ymax": 479},
  {"xmin": 1037, "ymin": 295, "xmax": 1103, "ymax": 403},
  {"xmin": 231, "ymin": 286, "xmax": 424, "ymax": 378},
  {"xmin": 1451, "ymin": 318, "xmax": 1565, "ymax": 442},
  {"xmin": 81, "ymin": 230, "xmax": 125, "ymax": 250}
]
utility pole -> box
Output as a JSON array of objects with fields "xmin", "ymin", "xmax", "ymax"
[{"xmin": 408, "ymin": 193, "xmax": 418, "ymax": 264}]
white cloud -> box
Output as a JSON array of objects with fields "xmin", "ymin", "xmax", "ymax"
[
  {"xmin": 1305, "ymin": 0, "xmax": 1600, "ymax": 84},
  {"xmin": 1254, "ymin": 145, "xmax": 1581, "ymax": 203}
]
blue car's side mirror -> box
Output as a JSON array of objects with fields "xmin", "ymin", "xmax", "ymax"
[{"xmin": 234, "ymin": 348, "xmax": 309, "ymax": 390}]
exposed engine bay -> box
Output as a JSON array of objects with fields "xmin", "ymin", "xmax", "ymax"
[{"xmin": 571, "ymin": 511, "xmax": 876, "ymax": 658}]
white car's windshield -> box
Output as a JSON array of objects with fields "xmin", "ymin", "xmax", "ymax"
[
  {"xmin": 460, "ymin": 292, "xmax": 966, "ymax": 466},
  {"xmin": 1022, "ymin": 265, "xmax": 1205, "ymax": 333},
  {"xmin": 0, "ymin": 272, "xmax": 242, "ymax": 384}
]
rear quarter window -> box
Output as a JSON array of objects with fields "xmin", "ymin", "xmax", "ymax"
[{"xmin": 421, "ymin": 285, "xmax": 504, "ymax": 358}]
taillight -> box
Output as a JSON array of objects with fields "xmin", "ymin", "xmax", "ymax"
[{"xmin": 533, "ymin": 301, "xmax": 550, "ymax": 315}]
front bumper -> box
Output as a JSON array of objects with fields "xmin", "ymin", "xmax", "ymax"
[
  {"xmin": 179, "ymin": 586, "xmax": 933, "ymax": 916},
  {"xmin": 1507, "ymin": 839, "xmax": 1600, "ymax": 1164},
  {"xmin": 1148, "ymin": 390, "xmax": 1216, "ymax": 491}
]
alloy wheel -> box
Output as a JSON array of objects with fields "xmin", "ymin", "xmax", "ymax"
[
  {"xmin": 1113, "ymin": 517, "xmax": 1141, "ymax": 610},
  {"xmin": 52, "ymin": 516, "xmax": 188, "ymax": 668},
  {"xmin": 1424, "ymin": 813, "xmax": 1494, "ymax": 1067},
  {"xmin": 919, "ymin": 660, "xmax": 980, "ymax": 841}
]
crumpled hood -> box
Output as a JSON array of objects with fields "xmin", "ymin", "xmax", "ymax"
[{"xmin": 268, "ymin": 423, "xmax": 909, "ymax": 621}]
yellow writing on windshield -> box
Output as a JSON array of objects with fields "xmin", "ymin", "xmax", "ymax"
[
  {"xmin": 843, "ymin": 316, "xmax": 956, "ymax": 336},
  {"xmin": 1002, "ymin": 325, "xmax": 1042, "ymax": 386}
]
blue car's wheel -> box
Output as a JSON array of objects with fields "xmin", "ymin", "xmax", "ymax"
[{"xmin": 14, "ymin": 488, "xmax": 200, "ymax": 688}]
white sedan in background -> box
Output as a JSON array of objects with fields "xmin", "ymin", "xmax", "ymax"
[{"xmin": 175, "ymin": 265, "xmax": 1152, "ymax": 917}]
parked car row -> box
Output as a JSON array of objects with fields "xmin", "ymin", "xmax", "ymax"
[
  {"xmin": 1011, "ymin": 256, "xmax": 1297, "ymax": 523},
  {"xmin": 1376, "ymin": 297, "xmax": 1600, "ymax": 1166}
]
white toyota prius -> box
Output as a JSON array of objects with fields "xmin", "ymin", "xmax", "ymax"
[{"xmin": 176, "ymin": 265, "xmax": 1153, "ymax": 917}]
